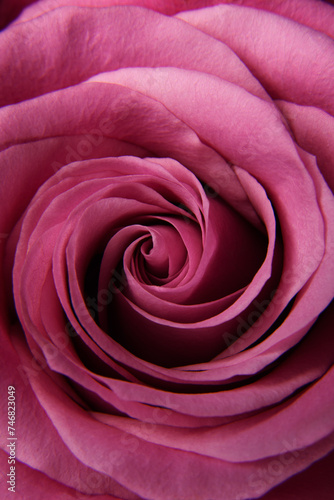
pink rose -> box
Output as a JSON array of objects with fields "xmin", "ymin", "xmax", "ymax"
[{"xmin": 0, "ymin": 1, "xmax": 333, "ymax": 499}]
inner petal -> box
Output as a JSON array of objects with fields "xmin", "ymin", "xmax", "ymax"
[{"xmin": 138, "ymin": 224, "xmax": 187, "ymax": 282}]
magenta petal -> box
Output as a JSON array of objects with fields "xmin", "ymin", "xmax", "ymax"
[
  {"xmin": 178, "ymin": 4, "xmax": 334, "ymax": 115},
  {"xmin": 277, "ymin": 100, "xmax": 334, "ymax": 193},
  {"xmin": 1, "ymin": 1, "xmax": 333, "ymax": 498},
  {"xmin": 261, "ymin": 450, "xmax": 334, "ymax": 500},
  {"xmin": 0, "ymin": 4, "xmax": 268, "ymax": 106}
]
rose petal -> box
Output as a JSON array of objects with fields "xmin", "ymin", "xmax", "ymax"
[
  {"xmin": 0, "ymin": 4, "xmax": 268, "ymax": 106},
  {"xmin": 277, "ymin": 100, "xmax": 334, "ymax": 193},
  {"xmin": 177, "ymin": 4, "xmax": 334, "ymax": 115}
]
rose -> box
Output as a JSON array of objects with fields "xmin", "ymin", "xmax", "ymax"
[
  {"xmin": 1, "ymin": 1, "xmax": 334, "ymax": 499},
  {"xmin": 0, "ymin": 0, "xmax": 333, "ymax": 499}
]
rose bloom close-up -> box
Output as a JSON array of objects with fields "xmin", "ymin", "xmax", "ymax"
[{"xmin": 0, "ymin": 0, "xmax": 334, "ymax": 499}]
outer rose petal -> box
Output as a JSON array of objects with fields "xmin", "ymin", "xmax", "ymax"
[
  {"xmin": 0, "ymin": 452, "xmax": 123, "ymax": 500},
  {"xmin": 177, "ymin": 4, "xmax": 334, "ymax": 115},
  {"xmin": 0, "ymin": 325, "xmax": 140, "ymax": 498},
  {"xmin": 276, "ymin": 100, "xmax": 334, "ymax": 193},
  {"xmin": 0, "ymin": 5, "xmax": 268, "ymax": 107},
  {"xmin": 261, "ymin": 450, "xmax": 334, "ymax": 500},
  {"xmin": 2, "ymin": 0, "xmax": 225, "ymax": 26},
  {"xmin": 1, "ymin": 0, "xmax": 334, "ymax": 499},
  {"xmin": 8, "ymin": 331, "xmax": 334, "ymax": 500},
  {"xmin": 8, "ymin": 0, "xmax": 334, "ymax": 40},
  {"xmin": 219, "ymin": 0, "xmax": 334, "ymax": 39}
]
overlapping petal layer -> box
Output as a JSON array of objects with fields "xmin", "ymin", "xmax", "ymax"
[{"xmin": 0, "ymin": 1, "xmax": 333, "ymax": 499}]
